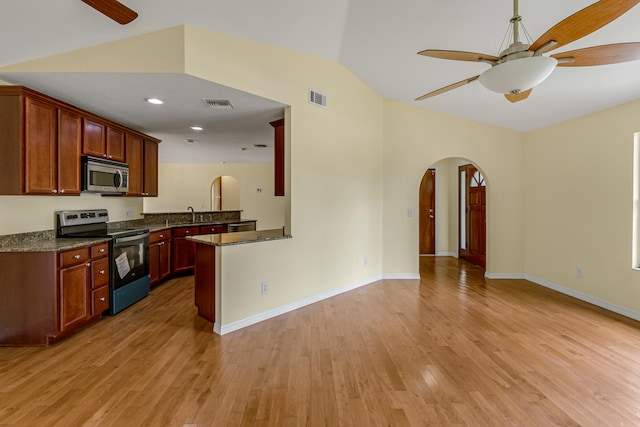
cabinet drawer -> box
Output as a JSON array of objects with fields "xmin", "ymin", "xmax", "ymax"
[
  {"xmin": 91, "ymin": 257, "xmax": 109, "ymax": 289},
  {"xmin": 200, "ymin": 224, "xmax": 227, "ymax": 234},
  {"xmin": 91, "ymin": 243, "xmax": 109, "ymax": 259},
  {"xmin": 92, "ymin": 286, "xmax": 109, "ymax": 315},
  {"xmin": 173, "ymin": 226, "xmax": 199, "ymax": 237},
  {"xmin": 59, "ymin": 247, "xmax": 90, "ymax": 268},
  {"xmin": 150, "ymin": 229, "xmax": 171, "ymax": 243}
]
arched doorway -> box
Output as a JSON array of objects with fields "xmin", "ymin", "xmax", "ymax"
[
  {"xmin": 418, "ymin": 158, "xmax": 487, "ymax": 268},
  {"xmin": 210, "ymin": 175, "xmax": 240, "ymax": 211}
]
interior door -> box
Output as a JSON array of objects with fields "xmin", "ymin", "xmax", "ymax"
[
  {"xmin": 419, "ymin": 168, "xmax": 436, "ymax": 255},
  {"xmin": 459, "ymin": 164, "xmax": 486, "ymax": 268}
]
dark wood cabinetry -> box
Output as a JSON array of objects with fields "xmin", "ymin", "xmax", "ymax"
[
  {"xmin": 270, "ymin": 118, "xmax": 285, "ymax": 196},
  {"xmin": 143, "ymin": 139, "xmax": 159, "ymax": 197},
  {"xmin": 0, "ymin": 87, "xmax": 82, "ymax": 195},
  {"xmin": 0, "ymin": 242, "xmax": 110, "ymax": 346},
  {"xmin": 125, "ymin": 133, "xmax": 144, "ymax": 196},
  {"xmin": 0, "ymin": 86, "xmax": 159, "ymax": 197},
  {"xmin": 149, "ymin": 229, "xmax": 172, "ymax": 285},
  {"xmin": 172, "ymin": 226, "xmax": 199, "ymax": 273},
  {"xmin": 82, "ymin": 119, "xmax": 125, "ymax": 162}
]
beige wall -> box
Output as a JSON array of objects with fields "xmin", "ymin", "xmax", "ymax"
[
  {"xmin": 143, "ymin": 162, "xmax": 285, "ymax": 230},
  {"xmin": 382, "ymin": 99, "xmax": 525, "ymax": 277},
  {"xmin": 524, "ymin": 99, "xmax": 640, "ymax": 314}
]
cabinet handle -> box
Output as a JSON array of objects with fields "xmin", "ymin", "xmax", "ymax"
[
  {"xmin": 74, "ymin": 254, "xmax": 81, "ymax": 259},
  {"xmin": 86, "ymin": 263, "xmax": 91, "ymax": 267},
  {"xmin": 99, "ymin": 269, "xmax": 105, "ymax": 274},
  {"xmin": 60, "ymin": 189, "xmax": 65, "ymax": 194},
  {"xmin": 108, "ymin": 155, "xmax": 113, "ymax": 159},
  {"xmin": 159, "ymin": 234, "xmax": 164, "ymax": 238},
  {"xmin": 102, "ymin": 154, "xmax": 107, "ymax": 158},
  {"xmin": 99, "ymin": 297, "xmax": 106, "ymax": 302},
  {"xmin": 52, "ymin": 189, "xmax": 58, "ymax": 194},
  {"xmin": 186, "ymin": 231, "xmax": 190, "ymax": 234},
  {"xmin": 100, "ymin": 248, "xmax": 105, "ymax": 253}
]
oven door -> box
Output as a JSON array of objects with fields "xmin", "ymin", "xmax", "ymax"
[{"xmin": 111, "ymin": 232, "xmax": 149, "ymax": 290}]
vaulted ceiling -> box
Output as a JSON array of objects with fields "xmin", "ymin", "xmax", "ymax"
[{"xmin": 2, "ymin": 0, "xmax": 640, "ymax": 162}]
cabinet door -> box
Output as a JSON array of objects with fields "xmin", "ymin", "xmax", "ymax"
[
  {"xmin": 59, "ymin": 262, "xmax": 90, "ymax": 333},
  {"xmin": 149, "ymin": 242, "xmax": 160, "ymax": 285},
  {"xmin": 57, "ymin": 108, "xmax": 82, "ymax": 195},
  {"xmin": 24, "ymin": 97, "xmax": 57, "ymax": 194},
  {"xmin": 125, "ymin": 133, "xmax": 143, "ymax": 196},
  {"xmin": 82, "ymin": 118, "xmax": 106, "ymax": 158},
  {"xmin": 143, "ymin": 139, "xmax": 158, "ymax": 197},
  {"xmin": 173, "ymin": 237, "xmax": 195, "ymax": 273},
  {"xmin": 159, "ymin": 240, "xmax": 172, "ymax": 280},
  {"xmin": 106, "ymin": 126, "xmax": 125, "ymax": 161}
]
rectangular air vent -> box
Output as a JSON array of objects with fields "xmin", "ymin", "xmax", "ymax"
[
  {"xmin": 202, "ymin": 98, "xmax": 234, "ymax": 109},
  {"xmin": 309, "ymin": 89, "xmax": 327, "ymax": 108}
]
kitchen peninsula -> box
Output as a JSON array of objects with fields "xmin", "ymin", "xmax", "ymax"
[{"xmin": 188, "ymin": 228, "xmax": 290, "ymax": 330}]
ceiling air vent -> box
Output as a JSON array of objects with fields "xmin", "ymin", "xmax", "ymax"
[
  {"xmin": 202, "ymin": 98, "xmax": 234, "ymax": 109},
  {"xmin": 309, "ymin": 89, "xmax": 327, "ymax": 108}
]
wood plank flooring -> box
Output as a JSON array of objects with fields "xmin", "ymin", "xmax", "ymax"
[{"xmin": 2, "ymin": 256, "xmax": 640, "ymax": 426}]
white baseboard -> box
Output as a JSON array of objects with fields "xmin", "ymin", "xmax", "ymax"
[
  {"xmin": 485, "ymin": 272, "xmax": 526, "ymax": 279},
  {"xmin": 382, "ymin": 273, "xmax": 420, "ymax": 280},
  {"xmin": 218, "ymin": 274, "xmax": 385, "ymax": 335},
  {"xmin": 525, "ymin": 274, "xmax": 640, "ymax": 323},
  {"xmin": 436, "ymin": 252, "xmax": 457, "ymax": 257}
]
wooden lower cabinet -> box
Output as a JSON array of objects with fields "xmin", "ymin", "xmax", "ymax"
[
  {"xmin": 149, "ymin": 229, "xmax": 172, "ymax": 285},
  {"xmin": 0, "ymin": 242, "xmax": 110, "ymax": 346}
]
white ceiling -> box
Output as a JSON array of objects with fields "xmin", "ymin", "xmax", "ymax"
[{"xmin": 2, "ymin": 0, "xmax": 640, "ymax": 162}]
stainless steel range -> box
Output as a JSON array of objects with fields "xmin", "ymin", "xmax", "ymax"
[{"xmin": 56, "ymin": 209, "xmax": 150, "ymax": 315}]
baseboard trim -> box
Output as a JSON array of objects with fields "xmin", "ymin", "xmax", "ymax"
[
  {"xmin": 525, "ymin": 274, "xmax": 640, "ymax": 323},
  {"xmin": 218, "ymin": 274, "xmax": 385, "ymax": 335},
  {"xmin": 436, "ymin": 252, "xmax": 457, "ymax": 257},
  {"xmin": 485, "ymin": 272, "xmax": 526, "ymax": 279},
  {"xmin": 382, "ymin": 273, "xmax": 421, "ymax": 280}
]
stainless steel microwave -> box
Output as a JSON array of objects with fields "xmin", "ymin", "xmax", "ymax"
[{"xmin": 82, "ymin": 156, "xmax": 129, "ymax": 194}]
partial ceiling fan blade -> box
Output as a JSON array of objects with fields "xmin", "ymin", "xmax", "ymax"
[
  {"xmin": 529, "ymin": 0, "xmax": 640, "ymax": 53},
  {"xmin": 504, "ymin": 89, "xmax": 532, "ymax": 103},
  {"xmin": 418, "ymin": 50, "xmax": 498, "ymax": 63},
  {"xmin": 81, "ymin": 0, "xmax": 138, "ymax": 25},
  {"xmin": 552, "ymin": 42, "xmax": 640, "ymax": 66},
  {"xmin": 415, "ymin": 76, "xmax": 479, "ymax": 101}
]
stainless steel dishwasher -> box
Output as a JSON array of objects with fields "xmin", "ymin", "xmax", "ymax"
[{"xmin": 228, "ymin": 222, "xmax": 256, "ymax": 232}]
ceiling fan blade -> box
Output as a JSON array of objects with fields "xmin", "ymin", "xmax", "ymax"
[
  {"xmin": 415, "ymin": 76, "xmax": 479, "ymax": 101},
  {"xmin": 552, "ymin": 42, "xmax": 640, "ymax": 66},
  {"xmin": 504, "ymin": 89, "xmax": 532, "ymax": 103},
  {"xmin": 418, "ymin": 50, "xmax": 498, "ymax": 63},
  {"xmin": 530, "ymin": 0, "xmax": 640, "ymax": 53},
  {"xmin": 81, "ymin": 0, "xmax": 138, "ymax": 25}
]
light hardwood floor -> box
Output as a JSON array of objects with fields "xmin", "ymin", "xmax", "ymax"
[{"xmin": 2, "ymin": 257, "xmax": 640, "ymax": 426}]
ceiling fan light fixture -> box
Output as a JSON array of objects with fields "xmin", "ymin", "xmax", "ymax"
[{"xmin": 478, "ymin": 56, "xmax": 557, "ymax": 94}]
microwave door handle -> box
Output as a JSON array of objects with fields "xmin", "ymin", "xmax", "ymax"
[
  {"xmin": 115, "ymin": 233, "xmax": 150, "ymax": 244},
  {"xmin": 115, "ymin": 169, "xmax": 123, "ymax": 189}
]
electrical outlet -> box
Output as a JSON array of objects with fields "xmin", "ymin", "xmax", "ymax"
[
  {"xmin": 126, "ymin": 210, "xmax": 134, "ymax": 217},
  {"xmin": 576, "ymin": 267, "xmax": 583, "ymax": 278},
  {"xmin": 364, "ymin": 256, "xmax": 368, "ymax": 266},
  {"xmin": 261, "ymin": 281, "xmax": 269, "ymax": 295},
  {"xmin": 408, "ymin": 208, "xmax": 413, "ymax": 217}
]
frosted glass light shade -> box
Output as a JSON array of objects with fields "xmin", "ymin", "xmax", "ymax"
[{"xmin": 478, "ymin": 56, "xmax": 558, "ymax": 94}]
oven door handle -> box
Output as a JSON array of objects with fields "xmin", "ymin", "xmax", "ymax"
[{"xmin": 114, "ymin": 232, "xmax": 149, "ymax": 244}]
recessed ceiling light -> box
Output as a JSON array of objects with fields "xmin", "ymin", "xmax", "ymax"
[
  {"xmin": 145, "ymin": 98, "xmax": 164, "ymax": 105},
  {"xmin": 190, "ymin": 126, "xmax": 203, "ymax": 131}
]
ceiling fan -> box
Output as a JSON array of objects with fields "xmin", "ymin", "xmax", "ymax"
[
  {"xmin": 416, "ymin": 0, "xmax": 640, "ymax": 103},
  {"xmin": 81, "ymin": 0, "xmax": 138, "ymax": 25}
]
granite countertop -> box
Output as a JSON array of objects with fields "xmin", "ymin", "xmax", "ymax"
[
  {"xmin": 187, "ymin": 228, "xmax": 291, "ymax": 246},
  {"xmin": 145, "ymin": 219, "xmax": 257, "ymax": 233},
  {"xmin": 0, "ymin": 237, "xmax": 111, "ymax": 253}
]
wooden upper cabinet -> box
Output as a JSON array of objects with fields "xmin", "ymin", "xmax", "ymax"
[
  {"xmin": 270, "ymin": 118, "xmax": 285, "ymax": 196},
  {"xmin": 82, "ymin": 119, "xmax": 125, "ymax": 162},
  {"xmin": 106, "ymin": 126, "xmax": 125, "ymax": 161},
  {"xmin": 24, "ymin": 97, "xmax": 57, "ymax": 194},
  {"xmin": 57, "ymin": 108, "xmax": 82, "ymax": 195},
  {"xmin": 143, "ymin": 139, "xmax": 159, "ymax": 197},
  {"xmin": 82, "ymin": 118, "xmax": 105, "ymax": 158},
  {"xmin": 125, "ymin": 133, "xmax": 144, "ymax": 196}
]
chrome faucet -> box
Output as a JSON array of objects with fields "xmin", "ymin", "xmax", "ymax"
[{"xmin": 187, "ymin": 206, "xmax": 195, "ymax": 223}]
